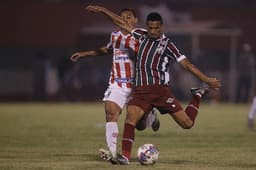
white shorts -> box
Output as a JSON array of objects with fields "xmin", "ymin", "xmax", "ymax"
[{"xmin": 102, "ymin": 85, "xmax": 132, "ymax": 109}]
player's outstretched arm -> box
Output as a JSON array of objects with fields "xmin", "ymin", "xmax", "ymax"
[
  {"xmin": 85, "ymin": 5, "xmax": 134, "ymax": 33},
  {"xmin": 70, "ymin": 47, "xmax": 109, "ymax": 62},
  {"xmin": 180, "ymin": 58, "xmax": 221, "ymax": 89}
]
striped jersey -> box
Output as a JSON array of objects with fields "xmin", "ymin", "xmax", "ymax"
[
  {"xmin": 106, "ymin": 30, "xmax": 138, "ymax": 88},
  {"xmin": 131, "ymin": 28, "xmax": 186, "ymax": 86}
]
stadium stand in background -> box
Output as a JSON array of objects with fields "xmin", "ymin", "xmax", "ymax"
[{"xmin": 0, "ymin": 0, "xmax": 255, "ymax": 102}]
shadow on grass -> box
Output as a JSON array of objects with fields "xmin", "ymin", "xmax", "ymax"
[
  {"xmin": 159, "ymin": 159, "xmax": 193, "ymax": 165},
  {"xmin": 157, "ymin": 158, "xmax": 256, "ymax": 169},
  {"xmin": 52, "ymin": 153, "xmax": 100, "ymax": 161}
]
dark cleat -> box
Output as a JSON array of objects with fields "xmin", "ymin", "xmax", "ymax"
[
  {"xmin": 191, "ymin": 87, "xmax": 209, "ymax": 98},
  {"xmin": 136, "ymin": 117, "xmax": 147, "ymax": 131},
  {"xmin": 109, "ymin": 157, "xmax": 120, "ymax": 165},
  {"xmin": 113, "ymin": 154, "xmax": 129, "ymax": 165}
]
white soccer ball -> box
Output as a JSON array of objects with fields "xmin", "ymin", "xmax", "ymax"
[{"xmin": 137, "ymin": 143, "xmax": 159, "ymax": 165}]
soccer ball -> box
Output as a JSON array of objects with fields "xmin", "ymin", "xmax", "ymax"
[{"xmin": 137, "ymin": 143, "xmax": 159, "ymax": 165}]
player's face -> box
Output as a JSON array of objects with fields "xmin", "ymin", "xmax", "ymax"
[
  {"xmin": 120, "ymin": 11, "xmax": 137, "ymax": 27},
  {"xmin": 147, "ymin": 21, "xmax": 162, "ymax": 39}
]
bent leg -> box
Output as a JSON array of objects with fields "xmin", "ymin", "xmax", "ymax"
[
  {"xmin": 171, "ymin": 109, "xmax": 194, "ymax": 129},
  {"xmin": 184, "ymin": 94, "xmax": 201, "ymax": 123},
  {"xmin": 171, "ymin": 92, "xmax": 203, "ymax": 129}
]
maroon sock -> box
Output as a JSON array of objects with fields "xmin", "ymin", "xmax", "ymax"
[
  {"xmin": 185, "ymin": 95, "xmax": 201, "ymax": 122},
  {"xmin": 122, "ymin": 123, "xmax": 135, "ymax": 160}
]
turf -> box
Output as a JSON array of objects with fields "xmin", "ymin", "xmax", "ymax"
[{"xmin": 0, "ymin": 102, "xmax": 255, "ymax": 170}]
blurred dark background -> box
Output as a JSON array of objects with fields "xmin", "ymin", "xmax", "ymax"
[{"xmin": 0, "ymin": 0, "xmax": 255, "ymax": 102}]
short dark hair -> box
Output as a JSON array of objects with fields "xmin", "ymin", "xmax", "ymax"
[
  {"xmin": 146, "ymin": 12, "xmax": 163, "ymax": 24},
  {"xmin": 119, "ymin": 8, "xmax": 137, "ymax": 18}
]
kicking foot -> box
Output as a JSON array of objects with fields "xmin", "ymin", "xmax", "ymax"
[{"xmin": 191, "ymin": 87, "xmax": 209, "ymax": 98}]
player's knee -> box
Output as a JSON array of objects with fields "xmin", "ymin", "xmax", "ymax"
[
  {"xmin": 127, "ymin": 105, "xmax": 136, "ymax": 114},
  {"xmin": 105, "ymin": 101, "xmax": 122, "ymax": 121},
  {"xmin": 180, "ymin": 119, "xmax": 194, "ymax": 129},
  {"xmin": 182, "ymin": 124, "xmax": 193, "ymax": 129},
  {"xmin": 106, "ymin": 111, "xmax": 119, "ymax": 122},
  {"xmin": 125, "ymin": 114, "xmax": 138, "ymax": 126}
]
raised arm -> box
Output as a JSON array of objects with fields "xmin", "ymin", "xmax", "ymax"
[
  {"xmin": 70, "ymin": 46, "xmax": 110, "ymax": 62},
  {"xmin": 180, "ymin": 58, "xmax": 221, "ymax": 89},
  {"xmin": 86, "ymin": 5, "xmax": 134, "ymax": 33}
]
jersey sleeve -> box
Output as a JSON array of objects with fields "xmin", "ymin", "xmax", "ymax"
[
  {"xmin": 166, "ymin": 41, "xmax": 186, "ymax": 62},
  {"xmin": 131, "ymin": 28, "xmax": 148, "ymax": 40}
]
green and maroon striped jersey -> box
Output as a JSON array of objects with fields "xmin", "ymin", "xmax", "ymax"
[{"xmin": 131, "ymin": 28, "xmax": 186, "ymax": 87}]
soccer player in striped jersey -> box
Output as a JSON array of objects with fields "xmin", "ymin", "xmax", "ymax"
[
  {"xmin": 86, "ymin": 5, "xmax": 221, "ymax": 165},
  {"xmin": 70, "ymin": 8, "xmax": 160, "ymax": 162}
]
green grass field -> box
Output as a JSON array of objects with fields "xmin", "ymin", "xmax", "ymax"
[{"xmin": 0, "ymin": 102, "xmax": 255, "ymax": 170}]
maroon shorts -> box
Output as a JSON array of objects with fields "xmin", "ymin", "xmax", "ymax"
[{"xmin": 127, "ymin": 84, "xmax": 183, "ymax": 115}]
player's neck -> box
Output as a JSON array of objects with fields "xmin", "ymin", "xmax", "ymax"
[{"xmin": 121, "ymin": 29, "xmax": 129, "ymax": 35}]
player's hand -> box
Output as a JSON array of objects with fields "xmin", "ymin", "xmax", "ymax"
[
  {"xmin": 85, "ymin": 5, "xmax": 105, "ymax": 13},
  {"xmin": 206, "ymin": 77, "xmax": 221, "ymax": 89},
  {"xmin": 70, "ymin": 52, "xmax": 82, "ymax": 62}
]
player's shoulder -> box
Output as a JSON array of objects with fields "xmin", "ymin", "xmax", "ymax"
[
  {"xmin": 163, "ymin": 35, "xmax": 175, "ymax": 45},
  {"xmin": 133, "ymin": 28, "xmax": 147, "ymax": 33},
  {"xmin": 134, "ymin": 28, "xmax": 147, "ymax": 31},
  {"xmin": 111, "ymin": 30, "xmax": 122, "ymax": 35},
  {"xmin": 161, "ymin": 33, "xmax": 170, "ymax": 40}
]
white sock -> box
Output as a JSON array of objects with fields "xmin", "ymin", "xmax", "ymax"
[
  {"xmin": 106, "ymin": 122, "xmax": 118, "ymax": 158},
  {"xmin": 248, "ymin": 97, "xmax": 256, "ymax": 119}
]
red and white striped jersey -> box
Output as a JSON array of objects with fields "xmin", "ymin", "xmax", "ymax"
[{"xmin": 106, "ymin": 30, "xmax": 139, "ymax": 88}]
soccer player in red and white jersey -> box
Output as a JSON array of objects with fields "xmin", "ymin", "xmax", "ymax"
[
  {"xmin": 86, "ymin": 5, "xmax": 221, "ymax": 164},
  {"xmin": 70, "ymin": 8, "xmax": 159, "ymax": 162}
]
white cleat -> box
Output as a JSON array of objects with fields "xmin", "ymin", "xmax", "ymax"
[{"xmin": 99, "ymin": 148, "xmax": 112, "ymax": 161}]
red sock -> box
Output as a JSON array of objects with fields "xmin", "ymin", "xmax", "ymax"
[
  {"xmin": 185, "ymin": 95, "xmax": 201, "ymax": 122},
  {"xmin": 122, "ymin": 123, "xmax": 135, "ymax": 160}
]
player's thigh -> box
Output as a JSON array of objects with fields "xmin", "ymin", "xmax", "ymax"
[
  {"xmin": 104, "ymin": 101, "xmax": 122, "ymax": 116},
  {"xmin": 171, "ymin": 110, "xmax": 193, "ymax": 129},
  {"xmin": 153, "ymin": 86, "xmax": 182, "ymax": 115}
]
